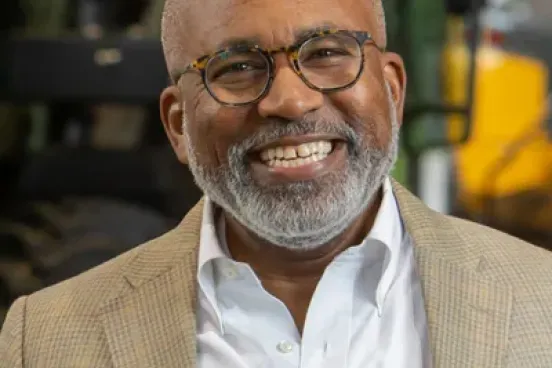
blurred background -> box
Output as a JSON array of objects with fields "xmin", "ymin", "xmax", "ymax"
[{"xmin": 0, "ymin": 0, "xmax": 550, "ymax": 322}]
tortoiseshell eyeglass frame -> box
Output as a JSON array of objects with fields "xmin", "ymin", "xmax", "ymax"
[{"xmin": 172, "ymin": 29, "xmax": 385, "ymax": 106}]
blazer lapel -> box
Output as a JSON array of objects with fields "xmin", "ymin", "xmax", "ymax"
[
  {"xmin": 392, "ymin": 181, "xmax": 513, "ymax": 367},
  {"xmin": 98, "ymin": 201, "xmax": 204, "ymax": 368}
]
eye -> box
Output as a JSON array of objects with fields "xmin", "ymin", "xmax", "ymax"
[
  {"xmin": 307, "ymin": 48, "xmax": 350, "ymax": 59},
  {"xmin": 213, "ymin": 62, "xmax": 258, "ymax": 78},
  {"xmin": 206, "ymin": 51, "xmax": 269, "ymax": 84},
  {"xmin": 299, "ymin": 47, "xmax": 353, "ymax": 69},
  {"xmin": 299, "ymin": 33, "xmax": 360, "ymax": 67}
]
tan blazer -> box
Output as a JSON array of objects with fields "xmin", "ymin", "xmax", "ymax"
[{"xmin": 1, "ymin": 182, "xmax": 552, "ymax": 367}]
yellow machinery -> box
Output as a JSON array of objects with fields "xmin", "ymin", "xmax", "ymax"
[{"xmin": 444, "ymin": 16, "xmax": 552, "ymax": 246}]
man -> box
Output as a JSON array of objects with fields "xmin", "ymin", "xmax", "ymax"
[{"xmin": 2, "ymin": 0, "xmax": 552, "ymax": 366}]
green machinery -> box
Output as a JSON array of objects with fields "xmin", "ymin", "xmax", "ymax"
[{"xmin": 384, "ymin": 0, "xmax": 478, "ymax": 191}]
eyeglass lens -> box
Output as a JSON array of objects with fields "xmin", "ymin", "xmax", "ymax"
[{"xmin": 205, "ymin": 33, "xmax": 362, "ymax": 104}]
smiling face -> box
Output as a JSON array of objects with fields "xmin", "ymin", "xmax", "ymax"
[{"xmin": 160, "ymin": 0, "xmax": 407, "ymax": 250}]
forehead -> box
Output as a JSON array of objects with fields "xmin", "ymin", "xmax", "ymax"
[{"xmin": 182, "ymin": 0, "xmax": 372, "ymax": 56}]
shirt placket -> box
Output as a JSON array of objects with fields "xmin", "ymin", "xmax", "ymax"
[
  {"xmin": 300, "ymin": 260, "xmax": 357, "ymax": 368},
  {"xmin": 216, "ymin": 259, "xmax": 303, "ymax": 367}
]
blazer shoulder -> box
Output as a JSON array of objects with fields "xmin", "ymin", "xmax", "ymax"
[
  {"xmin": 22, "ymin": 227, "xmax": 183, "ymax": 318},
  {"xmin": 0, "ymin": 238, "xmax": 146, "ymax": 366},
  {"xmin": 15, "ymin": 201, "xmax": 203, "ymax": 320},
  {"xmin": 441, "ymin": 215, "xmax": 552, "ymax": 358},
  {"xmin": 445, "ymin": 215, "xmax": 552, "ymax": 258},
  {"xmin": 444, "ymin": 214, "xmax": 552, "ymax": 286}
]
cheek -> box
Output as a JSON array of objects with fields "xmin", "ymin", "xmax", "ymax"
[
  {"xmin": 330, "ymin": 62, "xmax": 392, "ymax": 150},
  {"xmin": 185, "ymin": 91, "xmax": 252, "ymax": 167}
]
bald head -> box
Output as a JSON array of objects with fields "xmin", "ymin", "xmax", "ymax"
[{"xmin": 160, "ymin": 0, "xmax": 387, "ymax": 76}]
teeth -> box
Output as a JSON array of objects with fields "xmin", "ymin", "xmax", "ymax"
[
  {"xmin": 283, "ymin": 147, "xmax": 297, "ymax": 159},
  {"xmin": 297, "ymin": 144, "xmax": 311, "ymax": 157},
  {"xmin": 265, "ymin": 151, "xmax": 329, "ymax": 168},
  {"xmin": 259, "ymin": 140, "xmax": 333, "ymax": 166},
  {"xmin": 260, "ymin": 150, "xmax": 270, "ymax": 161}
]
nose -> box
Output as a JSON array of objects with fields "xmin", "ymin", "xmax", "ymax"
[{"xmin": 257, "ymin": 60, "xmax": 324, "ymax": 120}]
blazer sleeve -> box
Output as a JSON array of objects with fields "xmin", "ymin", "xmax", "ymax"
[{"xmin": 0, "ymin": 297, "xmax": 27, "ymax": 368}]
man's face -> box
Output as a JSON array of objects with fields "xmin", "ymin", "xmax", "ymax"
[{"xmin": 161, "ymin": 0, "xmax": 406, "ymax": 250}]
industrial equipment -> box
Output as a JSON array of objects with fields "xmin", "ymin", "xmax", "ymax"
[
  {"xmin": 443, "ymin": 2, "xmax": 552, "ymax": 250},
  {"xmin": 0, "ymin": 0, "xmax": 201, "ymax": 323}
]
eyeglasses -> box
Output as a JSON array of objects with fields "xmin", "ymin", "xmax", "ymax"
[{"xmin": 173, "ymin": 29, "xmax": 384, "ymax": 106}]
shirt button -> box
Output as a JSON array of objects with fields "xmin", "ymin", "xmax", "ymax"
[{"xmin": 276, "ymin": 340, "xmax": 294, "ymax": 354}]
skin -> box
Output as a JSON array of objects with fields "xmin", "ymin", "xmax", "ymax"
[{"xmin": 159, "ymin": 0, "xmax": 407, "ymax": 333}]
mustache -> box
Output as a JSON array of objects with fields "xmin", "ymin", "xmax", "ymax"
[{"xmin": 229, "ymin": 114, "xmax": 362, "ymax": 157}]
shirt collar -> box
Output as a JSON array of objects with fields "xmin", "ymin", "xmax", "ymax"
[
  {"xmin": 366, "ymin": 177, "xmax": 402, "ymax": 250},
  {"xmin": 197, "ymin": 177, "xmax": 405, "ymax": 312},
  {"xmin": 366, "ymin": 177, "xmax": 405, "ymax": 315},
  {"xmin": 196, "ymin": 201, "xmax": 228, "ymax": 333},
  {"xmin": 197, "ymin": 198, "xmax": 228, "ymax": 272}
]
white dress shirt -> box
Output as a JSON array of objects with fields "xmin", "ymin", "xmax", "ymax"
[{"xmin": 196, "ymin": 178, "xmax": 431, "ymax": 367}]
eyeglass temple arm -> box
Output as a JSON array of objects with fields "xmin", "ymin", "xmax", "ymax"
[
  {"xmin": 356, "ymin": 31, "xmax": 386, "ymax": 52},
  {"xmin": 170, "ymin": 64, "xmax": 198, "ymax": 85}
]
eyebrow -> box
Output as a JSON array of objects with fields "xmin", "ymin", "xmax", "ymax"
[{"xmin": 215, "ymin": 21, "xmax": 342, "ymax": 50}]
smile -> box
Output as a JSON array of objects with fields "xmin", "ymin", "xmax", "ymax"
[
  {"xmin": 259, "ymin": 140, "xmax": 333, "ymax": 168},
  {"xmin": 248, "ymin": 135, "xmax": 348, "ymax": 185}
]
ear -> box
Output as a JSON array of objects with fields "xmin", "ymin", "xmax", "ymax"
[
  {"xmin": 381, "ymin": 52, "xmax": 407, "ymax": 126},
  {"xmin": 160, "ymin": 85, "xmax": 189, "ymax": 164}
]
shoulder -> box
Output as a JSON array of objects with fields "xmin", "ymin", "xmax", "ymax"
[
  {"xmin": 393, "ymin": 179, "xmax": 552, "ymax": 284},
  {"xmin": 0, "ymin": 239, "xmax": 145, "ymax": 363},
  {"xmin": 0, "ymin": 229, "xmax": 192, "ymax": 365},
  {"xmin": 440, "ymin": 214, "xmax": 552, "ymax": 289},
  {"xmin": 23, "ymin": 233, "xmax": 163, "ymax": 320},
  {"xmin": 13, "ymin": 225, "xmax": 197, "ymax": 327},
  {"xmin": 1, "ymin": 201, "xmax": 204, "ymax": 363},
  {"xmin": 440, "ymin": 215, "xmax": 552, "ymax": 360},
  {"xmin": 17, "ymin": 199, "xmax": 204, "ymax": 320}
]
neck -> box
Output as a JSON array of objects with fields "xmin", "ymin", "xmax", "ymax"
[{"xmin": 224, "ymin": 187, "xmax": 383, "ymax": 281}]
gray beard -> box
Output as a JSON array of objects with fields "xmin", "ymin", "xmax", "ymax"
[{"xmin": 183, "ymin": 86, "xmax": 400, "ymax": 251}]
